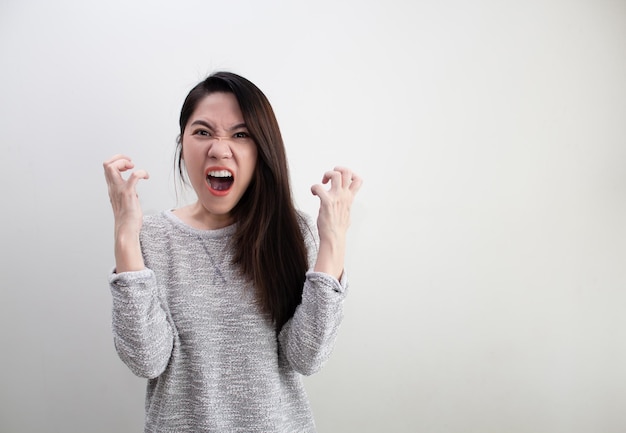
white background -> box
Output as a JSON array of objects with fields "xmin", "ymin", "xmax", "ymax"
[{"xmin": 1, "ymin": 0, "xmax": 625, "ymax": 432}]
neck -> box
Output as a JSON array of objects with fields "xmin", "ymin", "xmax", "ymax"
[{"xmin": 173, "ymin": 202, "xmax": 233, "ymax": 230}]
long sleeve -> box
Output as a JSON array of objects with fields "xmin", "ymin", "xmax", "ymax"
[
  {"xmin": 109, "ymin": 268, "xmax": 175, "ymax": 379},
  {"xmin": 278, "ymin": 269, "xmax": 349, "ymax": 376},
  {"xmin": 106, "ymin": 210, "xmax": 327, "ymax": 432}
]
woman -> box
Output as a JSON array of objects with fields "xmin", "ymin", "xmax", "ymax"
[{"xmin": 103, "ymin": 71, "xmax": 362, "ymax": 432}]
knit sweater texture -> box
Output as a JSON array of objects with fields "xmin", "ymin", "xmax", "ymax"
[{"xmin": 108, "ymin": 210, "xmax": 348, "ymax": 433}]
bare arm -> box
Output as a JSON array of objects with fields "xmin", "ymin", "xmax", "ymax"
[
  {"xmin": 103, "ymin": 154, "xmax": 149, "ymax": 272},
  {"xmin": 310, "ymin": 167, "xmax": 363, "ymax": 279}
]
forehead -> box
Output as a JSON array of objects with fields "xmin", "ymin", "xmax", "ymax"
[{"xmin": 190, "ymin": 92, "xmax": 243, "ymax": 124}]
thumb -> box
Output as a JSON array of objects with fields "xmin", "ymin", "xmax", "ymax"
[{"xmin": 310, "ymin": 184, "xmax": 327, "ymax": 199}]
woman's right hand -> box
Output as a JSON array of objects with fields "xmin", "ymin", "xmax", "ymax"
[{"xmin": 103, "ymin": 154, "xmax": 149, "ymax": 272}]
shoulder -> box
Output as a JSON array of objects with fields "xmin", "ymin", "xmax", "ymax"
[
  {"xmin": 296, "ymin": 210, "xmax": 315, "ymax": 236},
  {"xmin": 142, "ymin": 211, "xmax": 171, "ymax": 234},
  {"xmin": 139, "ymin": 210, "xmax": 182, "ymax": 248}
]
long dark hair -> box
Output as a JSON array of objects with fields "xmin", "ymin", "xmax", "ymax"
[{"xmin": 176, "ymin": 71, "xmax": 309, "ymax": 331}]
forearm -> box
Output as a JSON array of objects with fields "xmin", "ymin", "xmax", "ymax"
[
  {"xmin": 109, "ymin": 269, "xmax": 174, "ymax": 379},
  {"xmin": 279, "ymin": 271, "xmax": 348, "ymax": 376},
  {"xmin": 313, "ymin": 234, "xmax": 346, "ymax": 280},
  {"xmin": 114, "ymin": 227, "xmax": 145, "ymax": 273},
  {"xmin": 104, "ymin": 154, "xmax": 149, "ymax": 273}
]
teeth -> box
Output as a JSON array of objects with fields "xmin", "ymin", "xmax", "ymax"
[{"xmin": 207, "ymin": 170, "xmax": 232, "ymax": 178}]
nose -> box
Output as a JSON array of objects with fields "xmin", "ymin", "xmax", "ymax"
[{"xmin": 207, "ymin": 137, "xmax": 233, "ymax": 159}]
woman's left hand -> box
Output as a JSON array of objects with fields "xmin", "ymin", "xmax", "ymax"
[{"xmin": 311, "ymin": 167, "xmax": 362, "ymax": 279}]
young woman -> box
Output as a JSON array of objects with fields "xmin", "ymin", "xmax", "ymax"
[{"xmin": 103, "ymin": 71, "xmax": 362, "ymax": 432}]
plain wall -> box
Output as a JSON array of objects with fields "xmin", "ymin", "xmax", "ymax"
[{"xmin": 1, "ymin": 0, "xmax": 625, "ymax": 432}]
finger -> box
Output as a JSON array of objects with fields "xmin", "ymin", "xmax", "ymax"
[
  {"xmin": 103, "ymin": 154, "xmax": 133, "ymax": 166},
  {"xmin": 332, "ymin": 166, "xmax": 353, "ymax": 189},
  {"xmin": 126, "ymin": 169, "xmax": 150, "ymax": 190},
  {"xmin": 310, "ymin": 183, "xmax": 329, "ymax": 200},
  {"xmin": 321, "ymin": 170, "xmax": 342, "ymax": 189},
  {"xmin": 330, "ymin": 167, "xmax": 362, "ymax": 192},
  {"xmin": 103, "ymin": 155, "xmax": 134, "ymax": 178},
  {"xmin": 103, "ymin": 156, "xmax": 135, "ymax": 181},
  {"xmin": 349, "ymin": 172, "xmax": 363, "ymax": 194}
]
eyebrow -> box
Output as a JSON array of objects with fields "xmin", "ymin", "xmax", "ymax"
[{"xmin": 190, "ymin": 120, "xmax": 248, "ymax": 131}]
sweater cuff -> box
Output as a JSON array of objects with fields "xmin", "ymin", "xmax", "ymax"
[
  {"xmin": 109, "ymin": 268, "xmax": 155, "ymax": 290},
  {"xmin": 305, "ymin": 269, "xmax": 349, "ymax": 295}
]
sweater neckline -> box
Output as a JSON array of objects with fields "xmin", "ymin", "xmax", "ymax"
[{"xmin": 162, "ymin": 209, "xmax": 237, "ymax": 238}]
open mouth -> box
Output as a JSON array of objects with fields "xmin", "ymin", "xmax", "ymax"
[{"xmin": 206, "ymin": 169, "xmax": 234, "ymax": 192}]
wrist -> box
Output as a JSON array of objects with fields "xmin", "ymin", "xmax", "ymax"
[
  {"xmin": 313, "ymin": 241, "xmax": 345, "ymax": 280},
  {"xmin": 114, "ymin": 229, "xmax": 144, "ymax": 273}
]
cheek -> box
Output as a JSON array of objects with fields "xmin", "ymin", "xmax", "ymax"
[
  {"xmin": 183, "ymin": 142, "xmax": 204, "ymax": 164},
  {"xmin": 248, "ymin": 146, "xmax": 259, "ymax": 168},
  {"xmin": 181, "ymin": 147, "xmax": 204, "ymax": 182},
  {"xmin": 246, "ymin": 151, "xmax": 258, "ymax": 179},
  {"xmin": 237, "ymin": 150, "xmax": 257, "ymax": 187}
]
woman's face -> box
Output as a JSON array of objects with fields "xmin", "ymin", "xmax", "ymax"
[{"xmin": 181, "ymin": 91, "xmax": 258, "ymax": 226}]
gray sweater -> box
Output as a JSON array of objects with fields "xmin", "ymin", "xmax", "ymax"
[{"xmin": 109, "ymin": 210, "xmax": 348, "ymax": 433}]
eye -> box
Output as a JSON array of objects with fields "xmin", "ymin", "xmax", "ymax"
[
  {"xmin": 233, "ymin": 131, "xmax": 250, "ymax": 139},
  {"xmin": 193, "ymin": 129, "xmax": 211, "ymax": 137}
]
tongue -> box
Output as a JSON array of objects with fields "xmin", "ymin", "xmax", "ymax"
[{"xmin": 209, "ymin": 176, "xmax": 233, "ymax": 191}]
